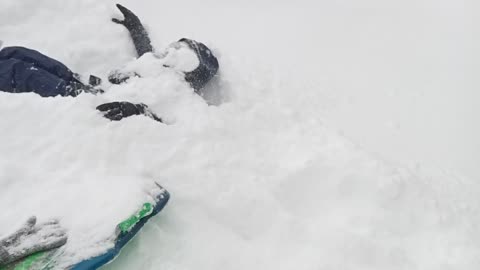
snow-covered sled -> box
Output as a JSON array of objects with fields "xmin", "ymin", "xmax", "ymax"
[{"xmin": 0, "ymin": 185, "xmax": 170, "ymax": 270}]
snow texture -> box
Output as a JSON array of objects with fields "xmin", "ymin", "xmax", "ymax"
[{"xmin": 0, "ymin": 0, "xmax": 478, "ymax": 269}]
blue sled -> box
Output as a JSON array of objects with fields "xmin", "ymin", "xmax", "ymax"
[{"xmin": 71, "ymin": 186, "xmax": 170, "ymax": 270}]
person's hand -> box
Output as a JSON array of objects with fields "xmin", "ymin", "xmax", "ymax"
[
  {"xmin": 0, "ymin": 216, "xmax": 68, "ymax": 266},
  {"xmin": 112, "ymin": 4, "xmax": 142, "ymax": 29},
  {"xmin": 96, "ymin": 102, "xmax": 162, "ymax": 123}
]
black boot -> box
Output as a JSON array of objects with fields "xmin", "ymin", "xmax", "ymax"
[{"xmin": 66, "ymin": 77, "xmax": 104, "ymax": 97}]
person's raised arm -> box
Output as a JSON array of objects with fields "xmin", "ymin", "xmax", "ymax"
[
  {"xmin": 112, "ymin": 4, "xmax": 153, "ymax": 58},
  {"xmin": 0, "ymin": 217, "xmax": 67, "ymax": 266}
]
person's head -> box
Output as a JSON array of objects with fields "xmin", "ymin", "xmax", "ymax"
[{"xmin": 157, "ymin": 38, "xmax": 219, "ymax": 92}]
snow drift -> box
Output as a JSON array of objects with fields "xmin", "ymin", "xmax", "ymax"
[{"xmin": 0, "ymin": 0, "xmax": 478, "ymax": 269}]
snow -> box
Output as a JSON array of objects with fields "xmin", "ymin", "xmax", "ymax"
[
  {"xmin": 0, "ymin": 0, "xmax": 479, "ymax": 269},
  {"xmin": 155, "ymin": 42, "xmax": 200, "ymax": 73}
]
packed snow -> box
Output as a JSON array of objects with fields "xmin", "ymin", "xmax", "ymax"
[{"xmin": 0, "ymin": 0, "xmax": 478, "ymax": 269}]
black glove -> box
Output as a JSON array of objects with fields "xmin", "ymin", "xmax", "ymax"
[
  {"xmin": 96, "ymin": 102, "xmax": 162, "ymax": 122},
  {"xmin": 112, "ymin": 4, "xmax": 141, "ymax": 28},
  {"xmin": 112, "ymin": 4, "xmax": 153, "ymax": 57}
]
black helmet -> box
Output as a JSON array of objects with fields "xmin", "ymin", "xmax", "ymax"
[{"xmin": 178, "ymin": 38, "xmax": 219, "ymax": 91}]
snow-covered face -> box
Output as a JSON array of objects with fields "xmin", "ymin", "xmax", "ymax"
[{"xmin": 156, "ymin": 42, "xmax": 200, "ymax": 73}]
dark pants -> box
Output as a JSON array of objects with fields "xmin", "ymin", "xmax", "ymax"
[{"xmin": 0, "ymin": 47, "xmax": 75, "ymax": 97}]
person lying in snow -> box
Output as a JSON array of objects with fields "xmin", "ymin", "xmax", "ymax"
[
  {"xmin": 0, "ymin": 4, "xmax": 219, "ymax": 122},
  {"xmin": 0, "ymin": 4, "xmax": 217, "ymax": 265}
]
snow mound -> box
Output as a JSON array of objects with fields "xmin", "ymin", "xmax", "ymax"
[{"xmin": 1, "ymin": 1, "xmax": 479, "ymax": 270}]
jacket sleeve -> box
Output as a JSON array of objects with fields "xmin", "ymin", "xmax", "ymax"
[{"xmin": 114, "ymin": 4, "xmax": 154, "ymax": 58}]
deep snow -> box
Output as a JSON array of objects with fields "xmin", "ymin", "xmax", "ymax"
[{"xmin": 0, "ymin": 0, "xmax": 478, "ymax": 269}]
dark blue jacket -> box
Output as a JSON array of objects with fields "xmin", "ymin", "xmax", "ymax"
[{"xmin": 0, "ymin": 5, "xmax": 218, "ymax": 98}]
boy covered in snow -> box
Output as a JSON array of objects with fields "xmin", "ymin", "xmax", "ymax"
[
  {"xmin": 0, "ymin": 4, "xmax": 219, "ymax": 122},
  {"xmin": 0, "ymin": 4, "xmax": 217, "ymax": 265}
]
